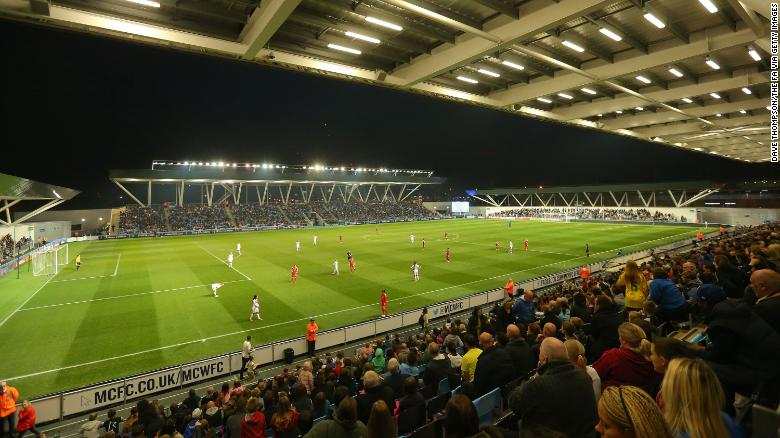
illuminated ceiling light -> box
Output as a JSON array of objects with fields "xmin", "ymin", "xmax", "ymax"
[
  {"xmin": 327, "ymin": 43, "xmax": 361, "ymax": 55},
  {"xmin": 558, "ymin": 92, "xmax": 574, "ymax": 100},
  {"xmin": 365, "ymin": 16, "xmax": 403, "ymax": 31},
  {"xmin": 710, "ymin": 92, "xmax": 721, "ymax": 99},
  {"xmin": 598, "ymin": 27, "xmax": 622, "ymax": 41},
  {"xmin": 183, "ymin": 161, "xmax": 189, "ymax": 165},
  {"xmin": 668, "ymin": 67, "xmax": 684, "ymax": 77},
  {"xmin": 232, "ymin": 163, "xmax": 237, "ymax": 167},
  {"xmin": 716, "ymin": 113, "xmax": 722, "ymax": 117},
  {"xmin": 537, "ymin": 97, "xmax": 552, "ymax": 103},
  {"xmin": 340, "ymin": 167, "xmax": 345, "ymax": 171},
  {"xmin": 581, "ymin": 87, "xmax": 597, "ymax": 95},
  {"xmin": 636, "ymin": 75, "xmax": 651, "ymax": 84},
  {"xmin": 741, "ymin": 87, "xmax": 752, "ymax": 95},
  {"xmin": 218, "ymin": 162, "xmax": 225, "ymax": 167},
  {"xmin": 198, "ymin": 162, "xmax": 204, "ymax": 165},
  {"xmin": 616, "ymin": 110, "xmax": 623, "ymax": 114},
  {"xmin": 739, "ymin": 109, "xmax": 747, "ymax": 114},
  {"xmin": 682, "ymin": 97, "xmax": 693, "ymax": 103},
  {"xmin": 477, "ymin": 69, "xmax": 500, "ymax": 77},
  {"xmin": 694, "ymin": 147, "xmax": 703, "ymax": 151},
  {"xmin": 748, "ymin": 48, "xmax": 761, "ymax": 61},
  {"xmin": 457, "ymin": 76, "xmax": 478, "ymax": 84},
  {"xmin": 643, "ymin": 12, "xmax": 666, "ymax": 28},
  {"xmin": 705, "ymin": 57, "xmax": 720, "ymax": 70},
  {"xmin": 698, "ymin": 0, "xmax": 718, "ymax": 13},
  {"xmin": 501, "ymin": 60, "xmax": 524, "ymax": 70},
  {"xmin": 635, "ymin": 106, "xmax": 644, "ymax": 111},
  {"xmin": 344, "ymin": 31, "xmax": 380, "ymax": 44},
  {"xmin": 126, "ymin": 0, "xmax": 160, "ymax": 7},
  {"xmin": 597, "ymin": 113, "xmax": 603, "ymax": 117},
  {"xmin": 561, "ymin": 40, "xmax": 585, "ymax": 53}
]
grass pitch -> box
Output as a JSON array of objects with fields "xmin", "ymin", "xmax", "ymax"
[{"xmin": 0, "ymin": 219, "xmax": 707, "ymax": 398}]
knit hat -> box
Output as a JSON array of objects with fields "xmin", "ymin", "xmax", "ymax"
[{"xmin": 192, "ymin": 408, "xmax": 202, "ymax": 418}]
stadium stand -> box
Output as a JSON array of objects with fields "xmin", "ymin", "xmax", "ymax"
[
  {"xmin": 118, "ymin": 207, "xmax": 164, "ymax": 233},
  {"xmin": 167, "ymin": 205, "xmax": 231, "ymax": 231},
  {"xmin": 24, "ymin": 223, "xmax": 780, "ymax": 438},
  {"xmin": 232, "ymin": 203, "xmax": 287, "ymax": 227},
  {"xmin": 489, "ymin": 208, "xmax": 684, "ymax": 222},
  {"xmin": 0, "ymin": 234, "xmax": 31, "ymax": 264}
]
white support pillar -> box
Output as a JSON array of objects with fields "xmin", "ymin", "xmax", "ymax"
[
  {"xmin": 382, "ymin": 185, "xmax": 391, "ymax": 202},
  {"xmin": 397, "ymin": 184, "xmax": 406, "ymax": 202},
  {"xmin": 285, "ymin": 183, "xmax": 292, "ymax": 204},
  {"xmin": 680, "ymin": 188, "xmax": 719, "ymax": 207},
  {"xmin": 235, "ymin": 183, "xmax": 243, "ymax": 205},
  {"xmin": 667, "ymin": 190, "xmax": 680, "ymax": 208},
  {"xmin": 486, "ymin": 194, "xmax": 500, "ymax": 207},
  {"xmin": 400, "ymin": 184, "xmax": 422, "ymax": 202},
  {"xmin": 608, "ymin": 191, "xmax": 621, "ymax": 207},
  {"xmin": 147, "ymin": 180, "xmax": 152, "ymax": 207},
  {"xmin": 112, "ymin": 180, "xmax": 145, "ymax": 207},
  {"xmin": 637, "ymin": 191, "xmax": 650, "ymax": 207},
  {"xmin": 179, "ymin": 181, "xmax": 185, "ymax": 206},
  {"xmin": 256, "ymin": 186, "xmax": 262, "ymax": 204},
  {"xmin": 534, "ymin": 193, "xmax": 548, "ymax": 207},
  {"xmin": 262, "ymin": 182, "xmax": 269, "ymax": 205},
  {"xmin": 328, "ymin": 183, "xmax": 337, "ymax": 203},
  {"xmin": 308, "ymin": 183, "xmax": 315, "ymax": 203}
]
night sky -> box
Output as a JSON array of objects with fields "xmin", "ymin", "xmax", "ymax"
[{"xmin": 0, "ymin": 19, "xmax": 773, "ymax": 208}]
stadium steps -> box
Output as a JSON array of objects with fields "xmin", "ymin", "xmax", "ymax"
[
  {"xmin": 275, "ymin": 205, "xmax": 293, "ymax": 225},
  {"xmin": 224, "ymin": 205, "xmax": 236, "ymax": 227},
  {"xmin": 312, "ymin": 210, "xmax": 327, "ymax": 225},
  {"xmin": 162, "ymin": 208, "xmax": 172, "ymax": 232},
  {"xmin": 109, "ymin": 208, "xmax": 123, "ymax": 235}
]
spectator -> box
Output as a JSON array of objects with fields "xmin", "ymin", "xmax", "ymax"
[
  {"xmin": 310, "ymin": 392, "xmax": 330, "ymax": 420},
  {"xmin": 299, "ymin": 362, "xmax": 315, "ymax": 395},
  {"xmin": 203, "ymin": 401, "xmax": 222, "ymax": 430},
  {"xmin": 15, "ymin": 400, "xmax": 40, "ymax": 438},
  {"xmin": 473, "ymin": 332, "xmax": 515, "ymax": 397},
  {"xmin": 382, "ymin": 358, "xmax": 404, "ymax": 399},
  {"xmin": 81, "ymin": 413, "xmax": 103, "ymax": 438},
  {"xmin": 366, "ymin": 401, "xmax": 396, "ymax": 438},
  {"xmin": 396, "ymin": 376, "xmax": 424, "ymax": 416},
  {"xmin": 183, "ymin": 389, "xmax": 201, "ymax": 411},
  {"xmin": 460, "ymin": 334, "xmax": 482, "ymax": 383},
  {"xmin": 270, "ymin": 396, "xmax": 298, "ymax": 438},
  {"xmin": 713, "ymin": 255, "xmax": 747, "ymax": 299},
  {"xmin": 444, "ymin": 328, "xmax": 464, "ymax": 351},
  {"xmin": 750, "ymin": 269, "xmax": 780, "ymax": 333},
  {"xmin": 592, "ymin": 323, "xmax": 660, "ymax": 397},
  {"xmin": 649, "ymin": 270, "xmax": 689, "ymax": 324},
  {"xmin": 371, "ymin": 346, "xmax": 386, "ymax": 373},
  {"xmin": 338, "ymin": 368, "xmax": 358, "ymax": 397},
  {"xmin": 616, "ymin": 261, "xmax": 649, "ymax": 312},
  {"xmin": 595, "ymin": 386, "xmax": 672, "ymax": 438},
  {"xmin": 303, "ymin": 397, "xmax": 367, "ymax": 438},
  {"xmin": 199, "ymin": 388, "xmax": 216, "ymax": 408},
  {"xmin": 444, "ymin": 395, "xmax": 479, "ymax": 438},
  {"xmin": 564, "ymin": 339, "xmax": 602, "ymax": 401},
  {"xmin": 0, "ymin": 381, "xmax": 18, "ymax": 438},
  {"xmin": 508, "ymin": 338, "xmax": 598, "ymax": 437},
  {"xmin": 493, "ymin": 301, "xmax": 515, "ymax": 334},
  {"xmin": 446, "ymin": 343, "xmax": 462, "ymax": 370},
  {"xmin": 467, "ymin": 308, "xmax": 489, "ymax": 338},
  {"xmin": 571, "ymin": 293, "xmax": 593, "ymax": 323},
  {"xmin": 504, "ymin": 324, "xmax": 534, "ymax": 378},
  {"xmin": 422, "ymin": 343, "xmax": 451, "ymax": 391},
  {"xmin": 356, "ymin": 372, "xmax": 395, "ymax": 425},
  {"xmin": 292, "ymin": 386, "xmax": 313, "ymax": 414},
  {"xmin": 589, "ymin": 296, "xmax": 623, "ymax": 363},
  {"xmin": 222, "ymin": 400, "xmax": 243, "ymax": 438},
  {"xmin": 102, "ymin": 409, "xmax": 122, "ymax": 435},
  {"xmin": 512, "ymin": 290, "xmax": 536, "ymax": 325},
  {"xmin": 184, "ymin": 410, "xmax": 202, "ymax": 438},
  {"xmin": 240, "ymin": 397, "xmax": 266, "ymax": 438},
  {"xmin": 662, "ymin": 358, "xmax": 744, "ymax": 438}
]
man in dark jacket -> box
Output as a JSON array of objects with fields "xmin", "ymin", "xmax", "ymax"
[
  {"xmin": 422, "ymin": 343, "xmax": 451, "ymax": 390},
  {"xmin": 504, "ymin": 324, "xmax": 534, "ymax": 378},
  {"xmin": 473, "ymin": 333, "xmax": 516, "ymax": 397},
  {"xmin": 751, "ymin": 269, "xmax": 780, "ymax": 333},
  {"xmin": 181, "ymin": 389, "xmax": 200, "ymax": 410},
  {"xmin": 383, "ymin": 358, "xmax": 405, "ymax": 399},
  {"xmin": 509, "ymin": 338, "xmax": 598, "ymax": 437},
  {"xmin": 356, "ymin": 371, "xmax": 396, "ymax": 424},
  {"xmin": 512, "ymin": 290, "xmax": 536, "ymax": 325},
  {"xmin": 589, "ymin": 295, "xmax": 623, "ymax": 363}
]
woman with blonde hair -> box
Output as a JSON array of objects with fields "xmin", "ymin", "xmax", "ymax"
[
  {"xmin": 592, "ymin": 323, "xmax": 661, "ymax": 397},
  {"xmin": 564, "ymin": 339, "xmax": 602, "ymax": 400},
  {"xmin": 595, "ymin": 386, "xmax": 672, "ymax": 438},
  {"xmin": 661, "ymin": 358, "xmax": 744, "ymax": 438},
  {"xmin": 616, "ymin": 261, "xmax": 649, "ymax": 312}
]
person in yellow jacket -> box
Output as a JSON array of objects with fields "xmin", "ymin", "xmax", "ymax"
[
  {"xmin": 615, "ymin": 261, "xmax": 649, "ymax": 311},
  {"xmin": 76, "ymin": 254, "xmax": 82, "ymax": 271},
  {"xmin": 0, "ymin": 381, "xmax": 20, "ymax": 438}
]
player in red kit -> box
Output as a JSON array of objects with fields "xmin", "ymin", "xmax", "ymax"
[
  {"xmin": 291, "ymin": 264, "xmax": 299, "ymax": 283},
  {"xmin": 524, "ymin": 239, "xmax": 529, "ymax": 251},
  {"xmin": 349, "ymin": 258, "xmax": 356, "ymax": 272},
  {"xmin": 445, "ymin": 247, "xmax": 451, "ymax": 262},
  {"xmin": 380, "ymin": 289, "xmax": 388, "ymax": 317}
]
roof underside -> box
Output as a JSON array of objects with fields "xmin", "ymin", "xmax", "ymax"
[
  {"xmin": 0, "ymin": 0, "xmax": 772, "ymax": 162},
  {"xmin": 109, "ymin": 168, "xmax": 445, "ymax": 184},
  {"xmin": 0, "ymin": 172, "xmax": 80, "ymax": 201},
  {"xmin": 475, "ymin": 180, "xmax": 723, "ymax": 195}
]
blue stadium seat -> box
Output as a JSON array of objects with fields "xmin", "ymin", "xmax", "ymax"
[
  {"xmin": 472, "ymin": 388, "xmax": 503, "ymax": 425},
  {"xmin": 450, "ymin": 385, "xmax": 463, "ymax": 398},
  {"xmin": 437, "ymin": 378, "xmax": 450, "ymax": 395},
  {"xmin": 312, "ymin": 415, "xmax": 327, "ymax": 427}
]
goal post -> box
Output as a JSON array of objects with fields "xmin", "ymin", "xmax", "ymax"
[{"xmin": 31, "ymin": 243, "xmax": 68, "ymax": 276}]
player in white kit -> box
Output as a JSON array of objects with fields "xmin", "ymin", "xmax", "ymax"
[
  {"xmin": 249, "ymin": 295, "xmax": 262, "ymax": 321},
  {"xmin": 411, "ymin": 261, "xmax": 420, "ymax": 281},
  {"xmin": 211, "ymin": 283, "xmax": 223, "ymax": 297},
  {"xmin": 313, "ymin": 235, "xmax": 318, "ymax": 246},
  {"xmin": 509, "ymin": 241, "xmax": 514, "ymax": 254},
  {"xmin": 227, "ymin": 252, "xmax": 234, "ymax": 268},
  {"xmin": 332, "ymin": 259, "xmax": 340, "ymax": 275},
  {"xmin": 296, "ymin": 241, "xmax": 301, "ymax": 252},
  {"xmin": 236, "ymin": 242, "xmax": 241, "ymax": 256},
  {"xmin": 410, "ymin": 234, "xmax": 415, "ymax": 244}
]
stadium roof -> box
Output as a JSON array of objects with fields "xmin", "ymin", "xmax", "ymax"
[
  {"xmin": 0, "ymin": 0, "xmax": 771, "ymax": 162},
  {"xmin": 0, "ymin": 172, "xmax": 80, "ymax": 225}
]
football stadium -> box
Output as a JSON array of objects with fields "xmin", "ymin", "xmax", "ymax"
[{"xmin": 1, "ymin": 1, "xmax": 779, "ymax": 438}]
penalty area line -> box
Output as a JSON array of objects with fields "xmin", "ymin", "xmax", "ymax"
[
  {"xmin": 0, "ymin": 275, "xmax": 55, "ymax": 329},
  {"xmin": 197, "ymin": 244, "xmax": 252, "ymax": 281},
  {"xmin": 112, "ymin": 254, "xmax": 121, "ymax": 277}
]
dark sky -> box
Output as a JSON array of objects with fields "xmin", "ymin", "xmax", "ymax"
[{"xmin": 0, "ymin": 19, "xmax": 772, "ymax": 208}]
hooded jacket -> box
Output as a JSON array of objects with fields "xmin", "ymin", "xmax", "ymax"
[
  {"xmin": 303, "ymin": 417, "xmax": 368, "ymax": 438},
  {"xmin": 592, "ymin": 347, "xmax": 661, "ymax": 397},
  {"xmin": 704, "ymin": 300, "xmax": 780, "ymax": 373}
]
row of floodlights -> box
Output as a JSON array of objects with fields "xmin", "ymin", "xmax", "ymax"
[{"xmin": 155, "ymin": 162, "xmax": 429, "ymax": 174}]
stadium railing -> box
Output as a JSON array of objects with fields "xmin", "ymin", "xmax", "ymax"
[{"xmin": 24, "ymin": 229, "xmax": 722, "ymax": 424}]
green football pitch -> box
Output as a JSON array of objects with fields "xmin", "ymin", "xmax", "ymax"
[{"xmin": 0, "ymin": 219, "xmax": 707, "ymax": 398}]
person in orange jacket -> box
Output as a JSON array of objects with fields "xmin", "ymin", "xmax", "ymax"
[
  {"xmin": 306, "ymin": 318, "xmax": 318, "ymax": 357},
  {"xmin": 0, "ymin": 381, "xmax": 19, "ymax": 438},
  {"xmin": 16, "ymin": 400, "xmax": 40, "ymax": 438}
]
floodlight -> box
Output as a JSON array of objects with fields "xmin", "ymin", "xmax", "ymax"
[
  {"xmin": 748, "ymin": 48, "xmax": 761, "ymax": 61},
  {"xmin": 741, "ymin": 87, "xmax": 751, "ymax": 95},
  {"xmin": 716, "ymin": 113, "xmax": 722, "ymax": 117},
  {"xmin": 561, "ymin": 40, "xmax": 585, "ymax": 53},
  {"xmin": 345, "ymin": 31, "xmax": 380, "ymax": 44},
  {"xmin": 327, "ymin": 43, "xmax": 361, "ymax": 55},
  {"xmin": 635, "ymin": 107, "xmax": 644, "ymax": 111},
  {"xmin": 126, "ymin": 0, "xmax": 160, "ymax": 7},
  {"xmin": 616, "ymin": 110, "xmax": 623, "ymax": 114},
  {"xmin": 739, "ymin": 109, "xmax": 747, "ymax": 114},
  {"xmin": 709, "ymin": 92, "xmax": 721, "ymax": 99},
  {"xmin": 365, "ymin": 16, "xmax": 403, "ymax": 31}
]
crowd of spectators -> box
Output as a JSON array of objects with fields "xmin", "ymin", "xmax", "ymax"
[
  {"xmin": 1, "ymin": 234, "xmax": 31, "ymax": 263},
  {"xmin": 232, "ymin": 204, "xmax": 287, "ymax": 228},
  {"xmin": 168, "ymin": 206, "xmax": 231, "ymax": 231},
  {"xmin": 489, "ymin": 207, "xmax": 684, "ymax": 222},
  {"xmin": 326, "ymin": 201, "xmax": 435, "ymax": 224},
  {"xmin": 119, "ymin": 207, "xmax": 164, "ymax": 233},
  {"xmin": 50, "ymin": 222, "xmax": 777, "ymax": 438},
  {"xmin": 279, "ymin": 203, "xmax": 311, "ymax": 226}
]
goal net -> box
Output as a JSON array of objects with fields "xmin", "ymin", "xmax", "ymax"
[{"xmin": 32, "ymin": 244, "xmax": 68, "ymax": 276}]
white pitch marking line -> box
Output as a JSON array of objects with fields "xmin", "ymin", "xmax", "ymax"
[
  {"xmin": 0, "ymin": 275, "xmax": 55, "ymax": 329},
  {"xmin": 198, "ymin": 244, "xmax": 252, "ymax": 281},
  {"xmin": 3, "ymin": 230, "xmax": 698, "ymax": 381},
  {"xmin": 112, "ymin": 254, "xmax": 121, "ymax": 277},
  {"xmin": 18, "ymin": 279, "xmax": 250, "ymax": 312},
  {"xmin": 50, "ymin": 275, "xmax": 113, "ymax": 283}
]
